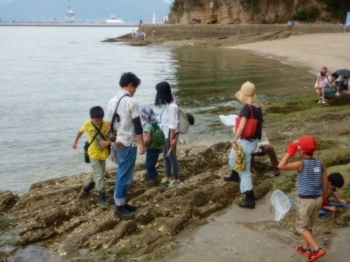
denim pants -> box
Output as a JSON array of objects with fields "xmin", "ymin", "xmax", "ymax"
[
  {"xmin": 113, "ymin": 146, "xmax": 137, "ymax": 206},
  {"xmin": 229, "ymin": 138, "xmax": 259, "ymax": 193},
  {"xmin": 162, "ymin": 138, "xmax": 179, "ymax": 180},
  {"xmin": 146, "ymin": 148, "xmax": 161, "ymax": 179}
]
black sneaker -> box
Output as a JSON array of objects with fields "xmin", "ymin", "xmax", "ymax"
[
  {"xmin": 97, "ymin": 192, "xmax": 109, "ymax": 208},
  {"xmin": 115, "ymin": 205, "xmax": 135, "ymax": 220},
  {"xmin": 82, "ymin": 180, "xmax": 95, "ymax": 193},
  {"xmin": 125, "ymin": 203, "xmax": 137, "ymax": 212}
]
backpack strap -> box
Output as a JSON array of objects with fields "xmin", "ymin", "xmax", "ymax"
[
  {"xmin": 91, "ymin": 121, "xmax": 107, "ymax": 140},
  {"xmin": 87, "ymin": 122, "xmax": 104, "ymax": 149},
  {"xmin": 110, "ymin": 94, "xmax": 131, "ymax": 131}
]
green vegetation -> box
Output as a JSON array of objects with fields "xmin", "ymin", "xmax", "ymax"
[
  {"xmin": 320, "ymin": 0, "xmax": 350, "ymax": 21},
  {"xmin": 292, "ymin": 6, "xmax": 319, "ymax": 22},
  {"xmin": 170, "ymin": 0, "xmax": 180, "ymax": 13}
]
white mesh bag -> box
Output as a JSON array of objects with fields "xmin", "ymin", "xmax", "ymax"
[
  {"xmin": 271, "ymin": 190, "xmax": 291, "ymax": 221},
  {"xmin": 219, "ymin": 114, "xmax": 238, "ymax": 127}
]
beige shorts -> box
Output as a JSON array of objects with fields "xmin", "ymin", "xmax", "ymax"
[{"xmin": 295, "ymin": 196, "xmax": 322, "ymax": 234}]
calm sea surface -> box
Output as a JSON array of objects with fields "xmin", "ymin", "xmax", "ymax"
[{"xmin": 0, "ymin": 26, "xmax": 314, "ymax": 193}]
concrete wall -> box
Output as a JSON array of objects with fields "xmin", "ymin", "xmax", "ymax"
[{"xmin": 140, "ymin": 24, "xmax": 347, "ymax": 38}]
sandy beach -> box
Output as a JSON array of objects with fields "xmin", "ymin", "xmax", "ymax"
[{"xmin": 232, "ymin": 33, "xmax": 350, "ymax": 73}]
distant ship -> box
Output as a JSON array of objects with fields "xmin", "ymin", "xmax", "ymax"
[{"xmin": 106, "ymin": 12, "xmax": 124, "ymax": 24}]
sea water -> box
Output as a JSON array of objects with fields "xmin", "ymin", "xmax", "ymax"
[{"xmin": 0, "ymin": 26, "xmax": 314, "ymax": 193}]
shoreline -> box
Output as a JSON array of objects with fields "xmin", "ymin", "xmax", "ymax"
[
  {"xmin": 2, "ymin": 30, "xmax": 350, "ymax": 261},
  {"xmin": 232, "ymin": 33, "xmax": 350, "ymax": 74}
]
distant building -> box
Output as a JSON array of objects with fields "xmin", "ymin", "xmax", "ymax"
[{"xmin": 66, "ymin": 1, "xmax": 74, "ymax": 23}]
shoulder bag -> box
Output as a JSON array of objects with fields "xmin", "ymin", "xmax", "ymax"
[
  {"xmin": 84, "ymin": 123, "xmax": 103, "ymax": 163},
  {"xmin": 235, "ymin": 104, "xmax": 258, "ymax": 138}
]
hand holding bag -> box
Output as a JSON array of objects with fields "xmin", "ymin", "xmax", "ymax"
[{"xmin": 235, "ymin": 104, "xmax": 258, "ymax": 138}]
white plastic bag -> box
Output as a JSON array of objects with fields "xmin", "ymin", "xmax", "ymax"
[
  {"xmin": 219, "ymin": 114, "xmax": 238, "ymax": 127},
  {"xmin": 271, "ymin": 190, "xmax": 291, "ymax": 221}
]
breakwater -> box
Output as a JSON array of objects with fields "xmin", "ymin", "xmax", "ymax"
[
  {"xmin": 140, "ymin": 24, "xmax": 347, "ymax": 38},
  {"xmin": 0, "ymin": 22, "xmax": 137, "ymax": 27}
]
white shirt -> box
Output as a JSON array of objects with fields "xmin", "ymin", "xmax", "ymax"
[
  {"xmin": 107, "ymin": 91, "xmax": 140, "ymax": 147},
  {"xmin": 159, "ymin": 101, "xmax": 179, "ymax": 139}
]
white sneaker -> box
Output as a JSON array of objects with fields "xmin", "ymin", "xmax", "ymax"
[
  {"xmin": 321, "ymin": 100, "xmax": 326, "ymax": 104},
  {"xmin": 336, "ymin": 92, "xmax": 340, "ymax": 96},
  {"xmin": 318, "ymin": 100, "xmax": 322, "ymax": 104}
]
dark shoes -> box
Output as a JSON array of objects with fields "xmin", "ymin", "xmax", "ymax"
[
  {"xmin": 115, "ymin": 205, "xmax": 135, "ymax": 220},
  {"xmin": 82, "ymin": 180, "xmax": 95, "ymax": 193},
  {"xmin": 273, "ymin": 168, "xmax": 281, "ymax": 176},
  {"xmin": 97, "ymin": 192, "xmax": 109, "ymax": 208},
  {"xmin": 224, "ymin": 170, "xmax": 240, "ymax": 182},
  {"xmin": 239, "ymin": 190, "xmax": 255, "ymax": 209},
  {"xmin": 125, "ymin": 203, "xmax": 137, "ymax": 212}
]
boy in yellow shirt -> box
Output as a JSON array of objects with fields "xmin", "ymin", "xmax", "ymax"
[{"xmin": 72, "ymin": 106, "xmax": 111, "ymax": 208}]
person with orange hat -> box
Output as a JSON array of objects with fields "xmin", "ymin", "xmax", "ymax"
[{"xmin": 278, "ymin": 135, "xmax": 328, "ymax": 262}]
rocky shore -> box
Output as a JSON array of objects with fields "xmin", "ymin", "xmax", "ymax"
[{"xmin": 1, "ymin": 92, "xmax": 350, "ymax": 261}]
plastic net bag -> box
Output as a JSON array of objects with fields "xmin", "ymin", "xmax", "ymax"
[
  {"xmin": 271, "ymin": 190, "xmax": 291, "ymax": 221},
  {"xmin": 219, "ymin": 114, "xmax": 238, "ymax": 127}
]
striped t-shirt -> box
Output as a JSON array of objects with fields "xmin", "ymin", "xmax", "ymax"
[{"xmin": 297, "ymin": 158, "xmax": 323, "ymax": 198}]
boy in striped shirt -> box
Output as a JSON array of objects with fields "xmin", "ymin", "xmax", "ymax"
[{"xmin": 278, "ymin": 135, "xmax": 328, "ymax": 262}]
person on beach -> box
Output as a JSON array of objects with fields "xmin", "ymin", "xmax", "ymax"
[
  {"xmin": 334, "ymin": 75, "xmax": 349, "ymax": 95},
  {"xmin": 322, "ymin": 172, "xmax": 346, "ymax": 212},
  {"xmin": 140, "ymin": 106, "xmax": 164, "ymax": 186},
  {"xmin": 278, "ymin": 135, "xmax": 327, "ymax": 262},
  {"xmin": 324, "ymin": 72, "xmax": 339, "ymax": 98},
  {"xmin": 229, "ymin": 81, "xmax": 264, "ymax": 209},
  {"xmin": 314, "ymin": 66, "xmax": 328, "ymax": 104},
  {"xmin": 107, "ymin": 72, "xmax": 146, "ymax": 220},
  {"xmin": 225, "ymin": 132, "xmax": 280, "ymax": 181},
  {"xmin": 152, "ymin": 28, "xmax": 156, "ymax": 38},
  {"xmin": 72, "ymin": 106, "xmax": 111, "ymax": 208},
  {"xmin": 155, "ymin": 81, "xmax": 182, "ymax": 187}
]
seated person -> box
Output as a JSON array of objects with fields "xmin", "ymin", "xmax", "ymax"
[
  {"xmin": 322, "ymin": 172, "xmax": 346, "ymax": 212},
  {"xmin": 324, "ymin": 73, "xmax": 338, "ymax": 98},
  {"xmin": 224, "ymin": 132, "xmax": 280, "ymax": 182},
  {"xmin": 335, "ymin": 75, "xmax": 349, "ymax": 95},
  {"xmin": 252, "ymin": 132, "xmax": 280, "ymax": 176}
]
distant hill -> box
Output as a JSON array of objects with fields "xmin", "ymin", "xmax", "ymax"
[{"xmin": 0, "ymin": 0, "xmax": 170, "ymax": 21}]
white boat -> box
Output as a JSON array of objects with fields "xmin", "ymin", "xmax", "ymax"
[{"xmin": 106, "ymin": 12, "xmax": 124, "ymax": 24}]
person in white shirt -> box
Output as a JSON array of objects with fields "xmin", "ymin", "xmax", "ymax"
[
  {"xmin": 155, "ymin": 81, "xmax": 181, "ymax": 187},
  {"xmin": 107, "ymin": 72, "xmax": 146, "ymax": 220}
]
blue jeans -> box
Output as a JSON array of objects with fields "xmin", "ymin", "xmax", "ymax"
[
  {"xmin": 146, "ymin": 148, "xmax": 161, "ymax": 179},
  {"xmin": 162, "ymin": 138, "xmax": 179, "ymax": 180},
  {"xmin": 229, "ymin": 138, "xmax": 259, "ymax": 193},
  {"xmin": 113, "ymin": 146, "xmax": 137, "ymax": 206}
]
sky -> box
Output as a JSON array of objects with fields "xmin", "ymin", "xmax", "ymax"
[{"xmin": 0, "ymin": 0, "xmax": 172, "ymax": 21}]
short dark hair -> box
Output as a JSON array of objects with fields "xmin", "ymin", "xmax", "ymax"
[
  {"xmin": 155, "ymin": 81, "xmax": 174, "ymax": 105},
  {"xmin": 186, "ymin": 113, "xmax": 195, "ymax": 125},
  {"xmin": 331, "ymin": 73, "xmax": 339, "ymax": 79},
  {"xmin": 119, "ymin": 72, "xmax": 141, "ymax": 88},
  {"xmin": 328, "ymin": 172, "xmax": 344, "ymax": 188},
  {"xmin": 90, "ymin": 106, "xmax": 104, "ymax": 119}
]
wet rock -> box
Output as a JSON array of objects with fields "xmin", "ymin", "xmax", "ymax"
[{"xmin": 0, "ymin": 192, "xmax": 19, "ymax": 215}]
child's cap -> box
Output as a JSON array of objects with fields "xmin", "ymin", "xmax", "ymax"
[
  {"xmin": 298, "ymin": 135, "xmax": 317, "ymax": 154},
  {"xmin": 140, "ymin": 106, "xmax": 156, "ymax": 125}
]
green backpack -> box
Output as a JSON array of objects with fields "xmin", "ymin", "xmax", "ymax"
[{"xmin": 150, "ymin": 123, "xmax": 166, "ymax": 149}]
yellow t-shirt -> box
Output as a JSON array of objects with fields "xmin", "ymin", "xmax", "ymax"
[{"xmin": 80, "ymin": 120, "xmax": 110, "ymax": 160}]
